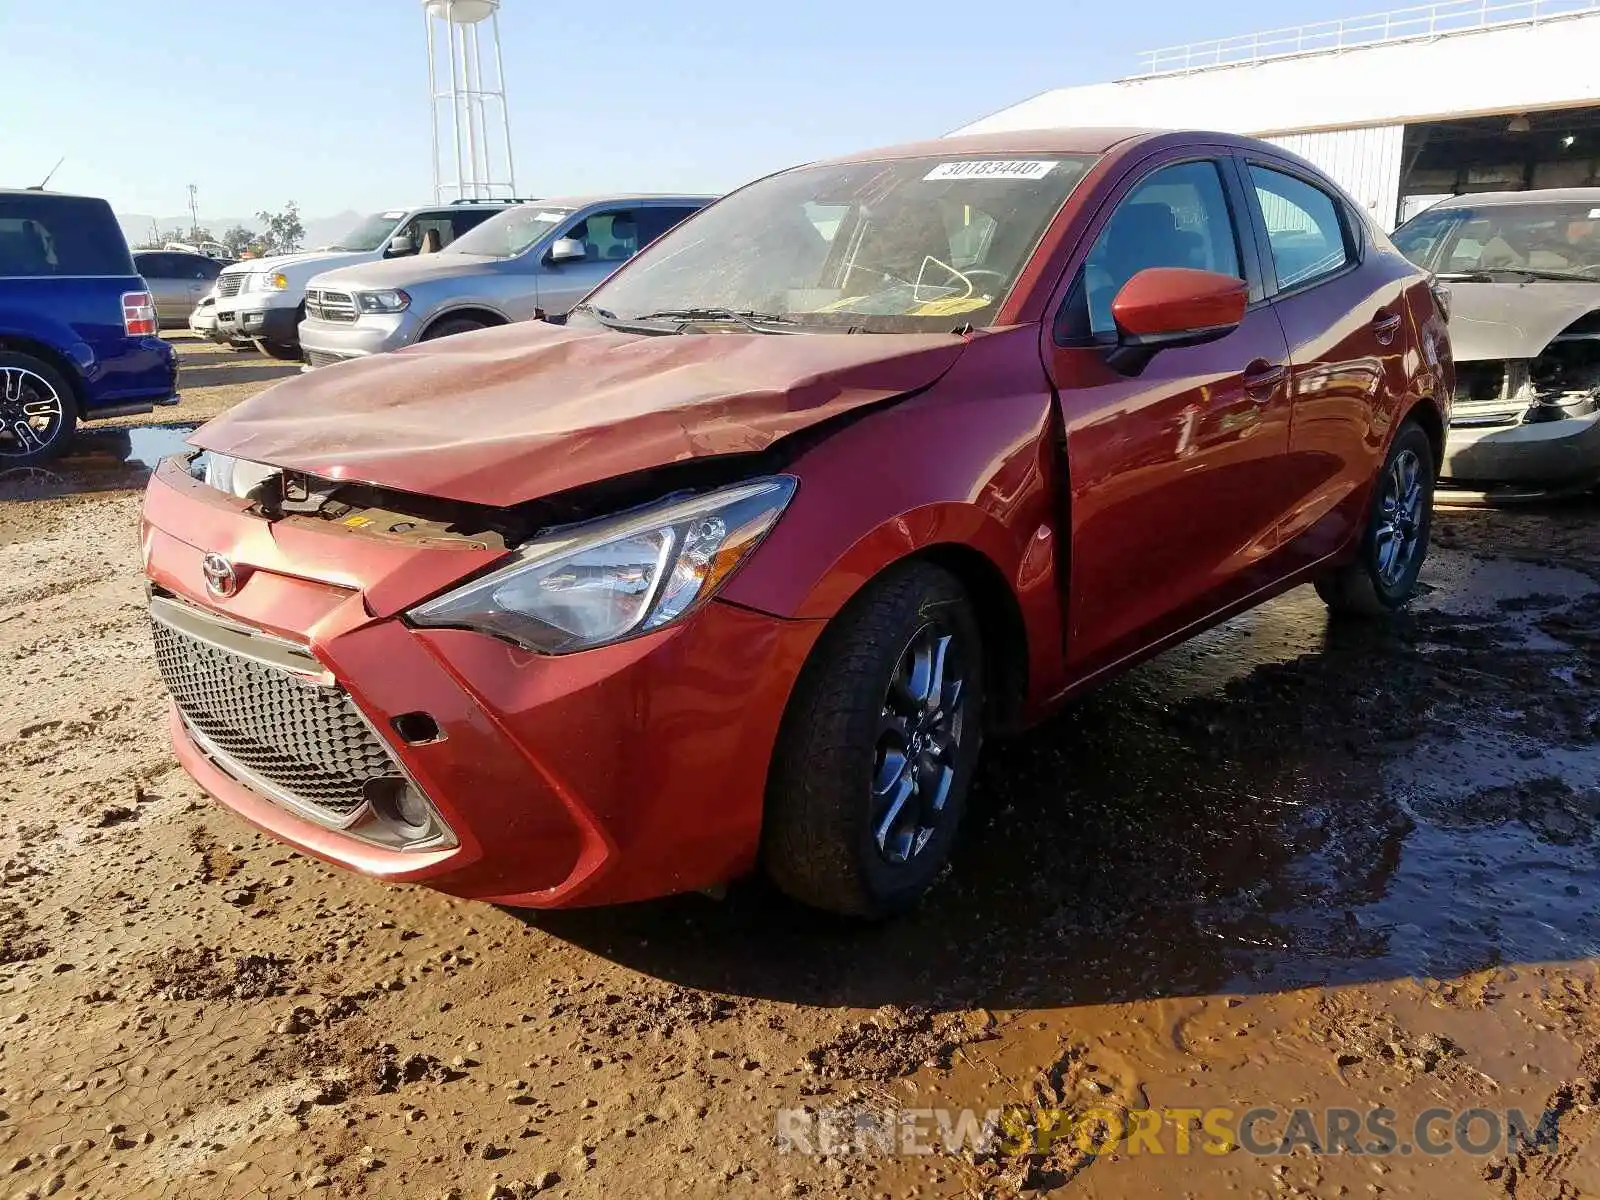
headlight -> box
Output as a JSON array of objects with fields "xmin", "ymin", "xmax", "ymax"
[
  {"xmin": 199, "ymin": 452, "xmax": 279, "ymax": 499},
  {"xmin": 356, "ymin": 289, "xmax": 410, "ymax": 313},
  {"xmin": 409, "ymin": 477, "xmax": 797, "ymax": 653},
  {"xmin": 249, "ymin": 271, "xmax": 289, "ymax": 292}
]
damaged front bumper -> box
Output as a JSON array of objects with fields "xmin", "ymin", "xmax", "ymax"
[
  {"xmin": 140, "ymin": 455, "xmax": 823, "ymax": 907},
  {"xmin": 1441, "ymin": 355, "xmax": 1600, "ymax": 487}
]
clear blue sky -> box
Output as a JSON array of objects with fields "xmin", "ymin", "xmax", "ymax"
[{"xmin": 2, "ymin": 0, "xmax": 1359, "ymax": 222}]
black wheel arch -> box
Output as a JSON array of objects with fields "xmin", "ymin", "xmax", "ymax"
[
  {"xmin": 421, "ymin": 307, "xmax": 509, "ymax": 338},
  {"xmin": 0, "ymin": 335, "xmax": 87, "ymax": 410}
]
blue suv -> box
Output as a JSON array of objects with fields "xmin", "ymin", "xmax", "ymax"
[{"xmin": 0, "ymin": 189, "xmax": 179, "ymax": 465}]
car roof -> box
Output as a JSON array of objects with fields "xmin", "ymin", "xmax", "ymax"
[
  {"xmin": 0, "ymin": 188, "xmax": 109, "ymax": 201},
  {"xmin": 814, "ymin": 127, "xmax": 1196, "ymax": 166},
  {"xmin": 1430, "ymin": 187, "xmax": 1600, "ymax": 209},
  {"xmin": 516, "ymin": 194, "xmax": 718, "ymax": 209}
]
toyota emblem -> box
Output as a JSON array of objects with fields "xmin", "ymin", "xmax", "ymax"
[{"xmin": 201, "ymin": 553, "xmax": 239, "ymax": 598}]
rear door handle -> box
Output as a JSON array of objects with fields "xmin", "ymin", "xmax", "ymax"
[
  {"xmin": 1373, "ymin": 310, "xmax": 1403, "ymax": 345},
  {"xmin": 1242, "ymin": 360, "xmax": 1287, "ymax": 399}
]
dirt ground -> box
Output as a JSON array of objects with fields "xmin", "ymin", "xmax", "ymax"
[{"xmin": 0, "ymin": 337, "xmax": 1597, "ymax": 1199}]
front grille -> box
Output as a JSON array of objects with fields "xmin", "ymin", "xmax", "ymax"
[
  {"xmin": 216, "ymin": 273, "xmax": 246, "ymax": 299},
  {"xmin": 151, "ymin": 605, "xmax": 401, "ymax": 819},
  {"xmin": 305, "ymin": 288, "xmax": 357, "ymax": 323},
  {"xmin": 304, "ymin": 349, "xmax": 347, "ymax": 369}
]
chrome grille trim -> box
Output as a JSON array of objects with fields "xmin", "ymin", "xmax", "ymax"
[
  {"xmin": 216, "ymin": 273, "xmax": 246, "ymax": 299},
  {"xmin": 305, "ymin": 288, "xmax": 358, "ymax": 323}
]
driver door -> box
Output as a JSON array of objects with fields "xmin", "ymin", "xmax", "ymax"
[{"xmin": 1043, "ymin": 155, "xmax": 1297, "ymax": 679}]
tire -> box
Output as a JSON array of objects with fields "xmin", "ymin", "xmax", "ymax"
[
  {"xmin": 762, "ymin": 561, "xmax": 985, "ymax": 918},
  {"xmin": 1316, "ymin": 419, "xmax": 1435, "ymax": 616},
  {"xmin": 421, "ymin": 316, "xmax": 487, "ymax": 342},
  {"xmin": 258, "ymin": 341, "xmax": 302, "ymax": 362},
  {"xmin": 0, "ymin": 351, "xmax": 80, "ymax": 466}
]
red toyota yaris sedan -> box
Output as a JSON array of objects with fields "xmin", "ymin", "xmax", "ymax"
[{"xmin": 143, "ymin": 129, "xmax": 1452, "ymax": 916}]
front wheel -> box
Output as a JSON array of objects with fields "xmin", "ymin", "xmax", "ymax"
[
  {"xmin": 1316, "ymin": 419, "xmax": 1435, "ymax": 616},
  {"xmin": 421, "ymin": 316, "xmax": 487, "ymax": 341},
  {"xmin": 762, "ymin": 562, "xmax": 985, "ymax": 918},
  {"xmin": 0, "ymin": 352, "xmax": 79, "ymax": 466}
]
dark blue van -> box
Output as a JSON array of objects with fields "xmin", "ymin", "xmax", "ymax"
[{"xmin": 0, "ymin": 190, "xmax": 179, "ymax": 464}]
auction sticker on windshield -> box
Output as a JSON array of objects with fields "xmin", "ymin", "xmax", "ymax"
[{"xmin": 924, "ymin": 160, "xmax": 1058, "ymax": 182}]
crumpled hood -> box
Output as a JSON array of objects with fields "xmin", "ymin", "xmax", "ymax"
[
  {"xmin": 310, "ymin": 253, "xmax": 495, "ymax": 292},
  {"xmin": 190, "ymin": 320, "xmax": 968, "ymax": 506},
  {"xmin": 1447, "ymin": 279, "xmax": 1600, "ymax": 361}
]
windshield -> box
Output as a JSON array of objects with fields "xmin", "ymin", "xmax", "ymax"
[
  {"xmin": 582, "ymin": 154, "xmax": 1097, "ymax": 333},
  {"xmin": 447, "ymin": 206, "xmax": 574, "ymax": 258},
  {"xmin": 330, "ymin": 211, "xmax": 405, "ymax": 253},
  {"xmin": 1393, "ymin": 200, "xmax": 1600, "ymax": 278}
]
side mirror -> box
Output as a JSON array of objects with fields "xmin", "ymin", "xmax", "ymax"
[
  {"xmin": 547, "ymin": 237, "xmax": 587, "ymax": 264},
  {"xmin": 1106, "ymin": 267, "xmax": 1248, "ymax": 374},
  {"xmin": 386, "ymin": 235, "xmax": 417, "ymax": 258}
]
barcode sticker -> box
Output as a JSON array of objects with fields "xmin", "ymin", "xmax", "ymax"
[{"xmin": 924, "ymin": 160, "xmax": 1058, "ymax": 182}]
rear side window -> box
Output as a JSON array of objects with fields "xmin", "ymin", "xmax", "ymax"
[
  {"xmin": 0, "ymin": 195, "xmax": 134, "ymax": 277},
  {"xmin": 635, "ymin": 206, "xmax": 702, "ymax": 248},
  {"xmin": 451, "ymin": 208, "xmax": 502, "ymax": 239},
  {"xmin": 1249, "ymin": 166, "xmax": 1352, "ymax": 290}
]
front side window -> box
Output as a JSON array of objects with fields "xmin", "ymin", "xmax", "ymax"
[
  {"xmin": 330, "ymin": 211, "xmax": 408, "ymax": 253},
  {"xmin": 583, "ymin": 154, "xmax": 1097, "ymax": 333},
  {"xmin": 1393, "ymin": 201, "xmax": 1600, "ymax": 278},
  {"xmin": 446, "ymin": 207, "xmax": 575, "ymax": 259},
  {"xmin": 1082, "ymin": 159, "xmax": 1242, "ymax": 336},
  {"xmin": 0, "ymin": 196, "xmax": 133, "ymax": 277},
  {"xmin": 1250, "ymin": 165, "xmax": 1352, "ymax": 290},
  {"xmin": 399, "ymin": 214, "xmax": 455, "ymax": 255},
  {"xmin": 563, "ymin": 211, "xmax": 640, "ymax": 263}
]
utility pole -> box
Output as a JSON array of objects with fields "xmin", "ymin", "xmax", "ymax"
[{"xmin": 187, "ymin": 184, "xmax": 200, "ymax": 241}]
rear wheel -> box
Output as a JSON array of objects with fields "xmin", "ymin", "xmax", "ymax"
[
  {"xmin": 421, "ymin": 316, "xmax": 487, "ymax": 341},
  {"xmin": 762, "ymin": 562, "xmax": 985, "ymax": 917},
  {"xmin": 0, "ymin": 352, "xmax": 79, "ymax": 466},
  {"xmin": 1316, "ymin": 420, "xmax": 1435, "ymax": 615}
]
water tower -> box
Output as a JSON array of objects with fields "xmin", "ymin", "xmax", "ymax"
[{"xmin": 424, "ymin": 0, "xmax": 518, "ymax": 202}]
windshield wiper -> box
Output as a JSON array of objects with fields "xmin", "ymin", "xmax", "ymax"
[
  {"xmin": 629, "ymin": 307, "xmax": 802, "ymax": 333},
  {"xmin": 1437, "ymin": 267, "xmax": 1598, "ymax": 283}
]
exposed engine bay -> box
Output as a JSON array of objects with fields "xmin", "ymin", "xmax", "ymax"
[
  {"xmin": 1452, "ymin": 318, "xmax": 1600, "ymax": 428},
  {"xmin": 184, "ymin": 443, "xmax": 798, "ymax": 555}
]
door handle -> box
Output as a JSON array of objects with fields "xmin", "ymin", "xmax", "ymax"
[
  {"xmin": 1373, "ymin": 309, "xmax": 1403, "ymax": 346},
  {"xmin": 1242, "ymin": 359, "xmax": 1286, "ymax": 400}
]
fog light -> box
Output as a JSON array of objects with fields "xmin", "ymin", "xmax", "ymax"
[{"xmin": 365, "ymin": 777, "xmax": 434, "ymax": 837}]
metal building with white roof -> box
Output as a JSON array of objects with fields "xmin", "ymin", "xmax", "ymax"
[{"xmin": 954, "ymin": 0, "xmax": 1600, "ymax": 228}]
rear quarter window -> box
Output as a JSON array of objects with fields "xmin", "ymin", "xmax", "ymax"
[{"xmin": 0, "ymin": 195, "xmax": 134, "ymax": 277}]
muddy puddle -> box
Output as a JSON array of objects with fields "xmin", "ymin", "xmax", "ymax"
[{"xmin": 0, "ymin": 423, "xmax": 196, "ymax": 504}]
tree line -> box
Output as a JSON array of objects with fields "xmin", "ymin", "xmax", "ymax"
[{"xmin": 135, "ymin": 202, "xmax": 305, "ymax": 258}]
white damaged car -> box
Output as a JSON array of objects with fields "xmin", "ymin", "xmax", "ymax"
[{"xmin": 1393, "ymin": 189, "xmax": 1600, "ymax": 491}]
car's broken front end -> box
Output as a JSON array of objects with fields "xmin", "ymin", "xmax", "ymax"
[{"xmin": 1444, "ymin": 309, "xmax": 1600, "ymax": 490}]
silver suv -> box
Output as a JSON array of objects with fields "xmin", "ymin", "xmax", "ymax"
[{"xmin": 298, "ymin": 194, "xmax": 712, "ymax": 367}]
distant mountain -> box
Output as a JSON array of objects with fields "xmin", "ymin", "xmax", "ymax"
[{"xmin": 116, "ymin": 210, "xmax": 366, "ymax": 251}]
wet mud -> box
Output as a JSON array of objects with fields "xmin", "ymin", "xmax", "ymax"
[{"xmin": 0, "ymin": 344, "xmax": 1596, "ymax": 1198}]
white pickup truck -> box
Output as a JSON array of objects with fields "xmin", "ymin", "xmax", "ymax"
[{"xmin": 202, "ymin": 201, "xmax": 521, "ymax": 359}]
